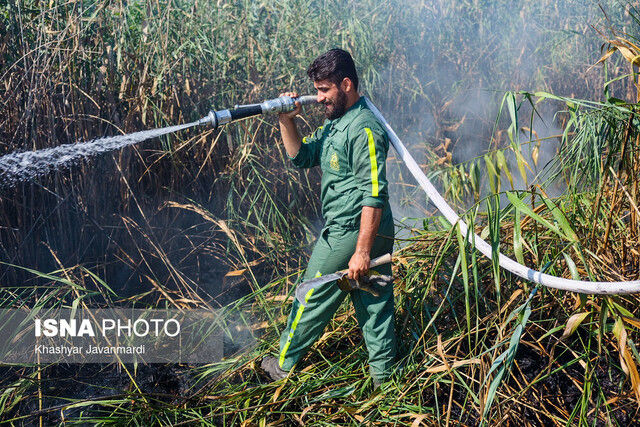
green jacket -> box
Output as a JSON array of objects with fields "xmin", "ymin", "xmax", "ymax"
[{"xmin": 289, "ymin": 96, "xmax": 392, "ymax": 229}]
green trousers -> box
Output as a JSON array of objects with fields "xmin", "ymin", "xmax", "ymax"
[{"xmin": 278, "ymin": 218, "xmax": 396, "ymax": 381}]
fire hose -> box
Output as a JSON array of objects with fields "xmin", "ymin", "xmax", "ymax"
[
  {"xmin": 199, "ymin": 95, "xmax": 640, "ymax": 294},
  {"xmin": 363, "ymin": 97, "xmax": 640, "ymax": 294}
]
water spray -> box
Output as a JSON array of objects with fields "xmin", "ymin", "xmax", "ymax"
[
  {"xmin": 197, "ymin": 95, "xmax": 318, "ymax": 129},
  {"xmin": 0, "ymin": 95, "xmax": 318, "ymax": 185}
]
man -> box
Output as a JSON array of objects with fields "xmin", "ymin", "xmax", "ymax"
[{"xmin": 261, "ymin": 49, "xmax": 395, "ymax": 386}]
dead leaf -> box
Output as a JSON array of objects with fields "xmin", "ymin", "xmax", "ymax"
[
  {"xmin": 225, "ymin": 268, "xmax": 246, "ymax": 277},
  {"xmin": 426, "ymin": 358, "xmax": 481, "ymax": 373},
  {"xmin": 562, "ymin": 312, "xmax": 590, "ymax": 339}
]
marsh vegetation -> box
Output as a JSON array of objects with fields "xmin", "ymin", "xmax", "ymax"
[{"xmin": 2, "ymin": 0, "xmax": 640, "ymax": 424}]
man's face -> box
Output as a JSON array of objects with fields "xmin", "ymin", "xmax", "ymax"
[{"xmin": 314, "ymin": 79, "xmax": 347, "ymax": 120}]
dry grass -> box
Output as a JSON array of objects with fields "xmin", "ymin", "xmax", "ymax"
[{"xmin": 2, "ymin": 0, "xmax": 640, "ymax": 425}]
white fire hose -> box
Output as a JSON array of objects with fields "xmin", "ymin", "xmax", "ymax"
[{"xmin": 364, "ymin": 97, "xmax": 640, "ymax": 294}]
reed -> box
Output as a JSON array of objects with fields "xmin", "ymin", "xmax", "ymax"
[{"xmin": 2, "ymin": 0, "xmax": 640, "ymax": 425}]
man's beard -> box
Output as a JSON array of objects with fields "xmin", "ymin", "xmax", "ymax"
[{"xmin": 324, "ymin": 89, "xmax": 347, "ymax": 120}]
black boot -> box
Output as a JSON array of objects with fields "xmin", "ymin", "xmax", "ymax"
[
  {"xmin": 371, "ymin": 366, "xmax": 386, "ymax": 389},
  {"xmin": 372, "ymin": 375, "xmax": 382, "ymax": 389},
  {"xmin": 261, "ymin": 356, "xmax": 288, "ymax": 381}
]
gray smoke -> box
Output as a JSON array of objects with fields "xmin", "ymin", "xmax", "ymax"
[{"xmin": 375, "ymin": 0, "xmax": 626, "ymax": 238}]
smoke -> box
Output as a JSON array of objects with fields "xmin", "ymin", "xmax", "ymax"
[{"xmin": 373, "ymin": 0, "xmax": 625, "ymax": 234}]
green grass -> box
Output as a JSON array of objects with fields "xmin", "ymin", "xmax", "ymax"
[{"xmin": 2, "ymin": 0, "xmax": 640, "ymax": 425}]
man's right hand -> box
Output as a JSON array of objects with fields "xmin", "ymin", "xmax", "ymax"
[
  {"xmin": 279, "ymin": 92, "xmax": 302, "ymax": 121},
  {"xmin": 278, "ymin": 91, "xmax": 303, "ymax": 158}
]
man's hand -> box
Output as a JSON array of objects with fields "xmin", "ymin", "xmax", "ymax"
[
  {"xmin": 347, "ymin": 206, "xmax": 382, "ymax": 282},
  {"xmin": 278, "ymin": 91, "xmax": 303, "ymax": 158},
  {"xmin": 278, "ymin": 91, "xmax": 302, "ymax": 121},
  {"xmin": 348, "ymin": 250, "xmax": 371, "ymax": 281}
]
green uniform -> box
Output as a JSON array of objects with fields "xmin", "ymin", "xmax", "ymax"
[{"xmin": 278, "ymin": 97, "xmax": 396, "ymax": 381}]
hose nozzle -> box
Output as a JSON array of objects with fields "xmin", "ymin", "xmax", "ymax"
[{"xmin": 198, "ymin": 95, "xmax": 317, "ymax": 128}]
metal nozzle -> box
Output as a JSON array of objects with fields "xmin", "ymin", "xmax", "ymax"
[
  {"xmin": 198, "ymin": 95, "xmax": 317, "ymax": 128},
  {"xmin": 197, "ymin": 109, "xmax": 232, "ymax": 128},
  {"xmin": 197, "ymin": 111, "xmax": 217, "ymax": 127}
]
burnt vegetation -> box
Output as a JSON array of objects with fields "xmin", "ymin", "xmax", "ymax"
[{"xmin": 2, "ymin": 0, "xmax": 640, "ymax": 425}]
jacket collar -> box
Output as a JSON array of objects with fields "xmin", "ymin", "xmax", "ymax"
[{"xmin": 331, "ymin": 96, "xmax": 365, "ymax": 132}]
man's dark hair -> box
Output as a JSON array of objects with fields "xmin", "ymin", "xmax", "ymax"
[{"xmin": 307, "ymin": 49, "xmax": 359, "ymax": 91}]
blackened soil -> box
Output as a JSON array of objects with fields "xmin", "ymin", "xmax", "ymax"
[
  {"xmin": 1, "ymin": 364, "xmax": 196, "ymax": 424},
  {"xmin": 505, "ymin": 333, "xmax": 639, "ymax": 425}
]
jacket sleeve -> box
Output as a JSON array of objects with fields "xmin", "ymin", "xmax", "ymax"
[
  {"xmin": 350, "ymin": 124, "xmax": 389, "ymax": 208},
  {"xmin": 288, "ymin": 125, "xmax": 324, "ymax": 168}
]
